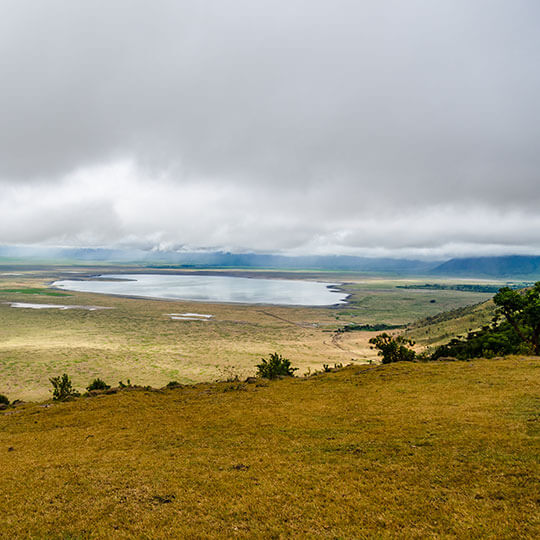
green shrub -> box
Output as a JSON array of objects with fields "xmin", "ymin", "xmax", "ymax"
[
  {"xmin": 369, "ymin": 333, "xmax": 416, "ymax": 364},
  {"xmin": 166, "ymin": 381, "xmax": 181, "ymax": 388},
  {"xmin": 86, "ymin": 378, "xmax": 110, "ymax": 391},
  {"xmin": 50, "ymin": 373, "xmax": 80, "ymax": 401},
  {"xmin": 256, "ymin": 352, "xmax": 297, "ymax": 379},
  {"xmin": 118, "ymin": 379, "xmax": 132, "ymax": 388},
  {"xmin": 0, "ymin": 394, "xmax": 9, "ymax": 406}
]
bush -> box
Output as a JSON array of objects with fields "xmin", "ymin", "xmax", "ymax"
[
  {"xmin": 0, "ymin": 394, "xmax": 9, "ymax": 406},
  {"xmin": 50, "ymin": 373, "xmax": 80, "ymax": 401},
  {"xmin": 256, "ymin": 352, "xmax": 298, "ymax": 379},
  {"xmin": 86, "ymin": 378, "xmax": 111, "ymax": 391},
  {"xmin": 369, "ymin": 333, "xmax": 416, "ymax": 364}
]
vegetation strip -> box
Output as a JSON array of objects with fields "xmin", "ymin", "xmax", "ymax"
[{"xmin": 0, "ymin": 287, "xmax": 71, "ymax": 296}]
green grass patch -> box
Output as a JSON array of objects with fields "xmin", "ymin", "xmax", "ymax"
[{"xmin": 0, "ymin": 287, "xmax": 71, "ymax": 297}]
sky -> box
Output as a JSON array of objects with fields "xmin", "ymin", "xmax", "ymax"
[{"xmin": 1, "ymin": 0, "xmax": 539, "ymax": 259}]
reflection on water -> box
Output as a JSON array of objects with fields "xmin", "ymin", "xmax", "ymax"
[{"xmin": 52, "ymin": 274, "xmax": 347, "ymax": 306}]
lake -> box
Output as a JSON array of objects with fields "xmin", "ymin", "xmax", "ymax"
[{"xmin": 52, "ymin": 274, "xmax": 348, "ymax": 306}]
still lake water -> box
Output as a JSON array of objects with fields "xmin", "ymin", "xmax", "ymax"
[{"xmin": 52, "ymin": 274, "xmax": 348, "ymax": 306}]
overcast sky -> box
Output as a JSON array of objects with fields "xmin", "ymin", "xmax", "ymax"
[{"xmin": 1, "ymin": 0, "xmax": 539, "ymax": 259}]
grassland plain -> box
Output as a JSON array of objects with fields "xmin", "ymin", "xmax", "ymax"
[
  {"xmin": 0, "ymin": 357, "xmax": 538, "ymax": 538},
  {"xmin": 0, "ymin": 267, "xmax": 497, "ymax": 401}
]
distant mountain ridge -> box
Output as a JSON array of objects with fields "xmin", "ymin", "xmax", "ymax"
[
  {"xmin": 430, "ymin": 255, "xmax": 540, "ymax": 278},
  {"xmin": 2, "ymin": 246, "xmax": 540, "ymax": 278},
  {"xmin": 0, "ymin": 246, "xmax": 433, "ymax": 274}
]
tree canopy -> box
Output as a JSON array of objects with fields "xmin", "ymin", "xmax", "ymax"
[
  {"xmin": 369, "ymin": 333, "xmax": 416, "ymax": 364},
  {"xmin": 493, "ymin": 282, "xmax": 540, "ymax": 355}
]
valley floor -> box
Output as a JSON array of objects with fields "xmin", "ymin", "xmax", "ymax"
[{"xmin": 0, "ymin": 267, "xmax": 494, "ymax": 401}]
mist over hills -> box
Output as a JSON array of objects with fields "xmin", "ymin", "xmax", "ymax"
[
  {"xmin": 2, "ymin": 246, "xmax": 540, "ymax": 279},
  {"xmin": 0, "ymin": 246, "xmax": 433, "ymax": 274}
]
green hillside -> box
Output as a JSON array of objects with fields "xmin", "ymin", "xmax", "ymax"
[{"xmin": 406, "ymin": 299, "xmax": 496, "ymax": 348}]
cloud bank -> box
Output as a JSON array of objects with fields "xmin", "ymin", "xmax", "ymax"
[{"xmin": 1, "ymin": 0, "xmax": 539, "ymax": 258}]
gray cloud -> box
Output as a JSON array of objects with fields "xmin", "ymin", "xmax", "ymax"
[{"xmin": 1, "ymin": 0, "xmax": 539, "ymax": 257}]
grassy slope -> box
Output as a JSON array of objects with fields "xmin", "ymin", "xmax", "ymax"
[
  {"xmin": 337, "ymin": 280, "xmax": 493, "ymax": 326},
  {"xmin": 1, "ymin": 358, "xmax": 539, "ymax": 539},
  {"xmin": 406, "ymin": 299, "xmax": 496, "ymax": 348}
]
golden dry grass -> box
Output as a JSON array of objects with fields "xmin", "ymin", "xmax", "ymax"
[{"xmin": 1, "ymin": 357, "xmax": 538, "ymax": 538}]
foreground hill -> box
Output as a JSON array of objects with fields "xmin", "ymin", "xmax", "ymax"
[{"xmin": 1, "ymin": 358, "xmax": 538, "ymax": 538}]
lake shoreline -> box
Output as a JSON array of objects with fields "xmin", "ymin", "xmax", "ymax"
[{"xmin": 50, "ymin": 273, "xmax": 350, "ymax": 308}]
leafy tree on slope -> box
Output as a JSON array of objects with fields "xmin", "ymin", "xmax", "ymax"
[
  {"xmin": 369, "ymin": 333, "xmax": 416, "ymax": 364},
  {"xmin": 493, "ymin": 282, "xmax": 540, "ymax": 355}
]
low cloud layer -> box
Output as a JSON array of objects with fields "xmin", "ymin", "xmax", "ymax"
[{"xmin": 1, "ymin": 1, "xmax": 539, "ymax": 258}]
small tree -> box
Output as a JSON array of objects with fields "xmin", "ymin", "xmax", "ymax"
[
  {"xmin": 256, "ymin": 352, "xmax": 298, "ymax": 379},
  {"xmin": 50, "ymin": 373, "xmax": 79, "ymax": 401},
  {"xmin": 0, "ymin": 394, "xmax": 9, "ymax": 406},
  {"xmin": 369, "ymin": 333, "xmax": 416, "ymax": 364},
  {"xmin": 86, "ymin": 378, "xmax": 110, "ymax": 391}
]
